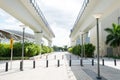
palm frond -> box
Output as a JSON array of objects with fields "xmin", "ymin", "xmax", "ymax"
[
  {"xmin": 104, "ymin": 28, "xmax": 113, "ymax": 34},
  {"xmin": 105, "ymin": 23, "xmax": 120, "ymax": 48}
]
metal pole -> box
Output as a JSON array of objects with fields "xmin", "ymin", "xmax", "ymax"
[
  {"xmin": 10, "ymin": 48, "xmax": 13, "ymax": 69},
  {"xmin": 81, "ymin": 34, "xmax": 84, "ymax": 58},
  {"xmin": 96, "ymin": 18, "xmax": 101, "ymax": 79},
  {"xmin": 21, "ymin": 27, "xmax": 25, "ymax": 71}
]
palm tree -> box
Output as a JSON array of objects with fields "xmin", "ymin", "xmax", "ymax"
[{"xmin": 104, "ymin": 23, "xmax": 120, "ymax": 56}]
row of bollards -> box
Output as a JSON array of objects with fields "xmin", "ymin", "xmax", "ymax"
[
  {"xmin": 4, "ymin": 59, "xmax": 117, "ymax": 72},
  {"xmin": 69, "ymin": 59, "xmax": 83, "ymax": 66},
  {"xmin": 69, "ymin": 59, "xmax": 117, "ymax": 67},
  {"xmin": 46, "ymin": 60, "xmax": 60, "ymax": 67}
]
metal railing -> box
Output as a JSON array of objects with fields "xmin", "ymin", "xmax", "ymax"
[
  {"xmin": 29, "ymin": 0, "xmax": 55, "ymax": 37},
  {"xmin": 70, "ymin": 0, "xmax": 89, "ymax": 35}
]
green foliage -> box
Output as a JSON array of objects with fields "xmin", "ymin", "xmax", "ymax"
[
  {"xmin": 68, "ymin": 47, "xmax": 73, "ymax": 53},
  {"xmin": 41, "ymin": 46, "xmax": 53, "ymax": 54},
  {"xmin": 84, "ymin": 43, "xmax": 95, "ymax": 57},
  {"xmin": 68, "ymin": 43, "xmax": 95, "ymax": 57},
  {"xmin": 104, "ymin": 23, "xmax": 120, "ymax": 47},
  {"xmin": 63, "ymin": 45, "xmax": 68, "ymax": 51},
  {"xmin": 0, "ymin": 43, "xmax": 10, "ymax": 57},
  {"xmin": 52, "ymin": 45, "xmax": 68, "ymax": 51},
  {"xmin": 72, "ymin": 45, "xmax": 81, "ymax": 56},
  {"xmin": 13, "ymin": 42, "xmax": 22, "ymax": 57},
  {"xmin": 0, "ymin": 42, "xmax": 53, "ymax": 58}
]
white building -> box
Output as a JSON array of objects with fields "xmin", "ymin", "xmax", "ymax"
[{"xmin": 70, "ymin": 0, "xmax": 120, "ymax": 56}]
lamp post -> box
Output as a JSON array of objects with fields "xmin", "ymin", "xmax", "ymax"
[
  {"xmin": 81, "ymin": 33, "xmax": 84, "ymax": 58},
  {"xmin": 93, "ymin": 13, "xmax": 102, "ymax": 79},
  {"xmin": 20, "ymin": 25, "xmax": 26, "ymax": 71},
  {"xmin": 80, "ymin": 31, "xmax": 84, "ymax": 58}
]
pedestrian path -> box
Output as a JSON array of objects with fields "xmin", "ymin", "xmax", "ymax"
[{"xmin": 0, "ymin": 52, "xmax": 120, "ymax": 80}]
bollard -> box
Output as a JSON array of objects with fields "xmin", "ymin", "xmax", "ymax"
[
  {"xmin": 114, "ymin": 59, "xmax": 117, "ymax": 66},
  {"xmin": 20, "ymin": 61, "xmax": 23, "ymax": 71},
  {"xmin": 62, "ymin": 55, "xmax": 64, "ymax": 60},
  {"xmin": 102, "ymin": 59, "xmax": 104, "ymax": 66},
  {"xmin": 92, "ymin": 59, "xmax": 94, "ymax": 66},
  {"xmin": 57, "ymin": 60, "xmax": 60, "ymax": 67},
  {"xmin": 5, "ymin": 62, "xmax": 8, "ymax": 72},
  {"xmin": 54, "ymin": 55, "xmax": 56, "ymax": 60},
  {"xmin": 69, "ymin": 59, "xmax": 71, "ymax": 66},
  {"xmin": 33, "ymin": 60, "xmax": 35, "ymax": 68},
  {"xmin": 80, "ymin": 59, "xmax": 83, "ymax": 66},
  {"xmin": 46, "ymin": 60, "xmax": 48, "ymax": 67}
]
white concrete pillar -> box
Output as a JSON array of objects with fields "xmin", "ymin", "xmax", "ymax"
[{"xmin": 34, "ymin": 32, "xmax": 43, "ymax": 45}]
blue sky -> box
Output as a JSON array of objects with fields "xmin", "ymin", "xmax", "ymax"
[{"xmin": 0, "ymin": 0, "xmax": 83, "ymax": 47}]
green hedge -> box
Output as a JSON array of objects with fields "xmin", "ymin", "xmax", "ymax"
[
  {"xmin": 0, "ymin": 42, "xmax": 53, "ymax": 58},
  {"xmin": 84, "ymin": 43, "xmax": 95, "ymax": 57},
  {"xmin": 0, "ymin": 43, "xmax": 10, "ymax": 57},
  {"xmin": 68, "ymin": 43, "xmax": 95, "ymax": 57},
  {"xmin": 41, "ymin": 45, "xmax": 53, "ymax": 54}
]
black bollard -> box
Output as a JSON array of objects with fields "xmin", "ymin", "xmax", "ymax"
[
  {"xmin": 69, "ymin": 59, "xmax": 71, "ymax": 66},
  {"xmin": 102, "ymin": 59, "xmax": 104, "ymax": 66},
  {"xmin": 114, "ymin": 59, "xmax": 117, "ymax": 66},
  {"xmin": 5, "ymin": 62, "xmax": 8, "ymax": 72},
  {"xmin": 20, "ymin": 61, "xmax": 23, "ymax": 71},
  {"xmin": 80, "ymin": 59, "xmax": 83, "ymax": 66},
  {"xmin": 33, "ymin": 60, "xmax": 35, "ymax": 68},
  {"xmin": 46, "ymin": 60, "xmax": 48, "ymax": 67},
  {"xmin": 57, "ymin": 60, "xmax": 60, "ymax": 67},
  {"xmin": 92, "ymin": 59, "xmax": 94, "ymax": 66}
]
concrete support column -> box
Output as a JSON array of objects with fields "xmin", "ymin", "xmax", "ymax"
[{"xmin": 34, "ymin": 32, "xmax": 43, "ymax": 45}]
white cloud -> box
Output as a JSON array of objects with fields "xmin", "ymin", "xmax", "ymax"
[
  {"xmin": 38, "ymin": 0, "xmax": 83, "ymax": 46},
  {"xmin": 51, "ymin": 23, "xmax": 70, "ymax": 47}
]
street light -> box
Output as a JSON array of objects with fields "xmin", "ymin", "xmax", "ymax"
[
  {"xmin": 20, "ymin": 25, "xmax": 26, "ymax": 71},
  {"xmin": 79, "ymin": 31, "xmax": 84, "ymax": 66},
  {"xmin": 80, "ymin": 31, "xmax": 84, "ymax": 58},
  {"xmin": 93, "ymin": 13, "xmax": 102, "ymax": 79}
]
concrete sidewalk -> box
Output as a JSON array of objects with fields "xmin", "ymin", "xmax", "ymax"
[
  {"xmin": 0, "ymin": 66, "xmax": 69, "ymax": 80},
  {"xmin": 0, "ymin": 52, "xmax": 120, "ymax": 80},
  {"xmin": 0, "ymin": 52, "xmax": 75, "ymax": 80}
]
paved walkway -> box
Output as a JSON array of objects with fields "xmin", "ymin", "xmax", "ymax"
[{"xmin": 0, "ymin": 52, "xmax": 120, "ymax": 80}]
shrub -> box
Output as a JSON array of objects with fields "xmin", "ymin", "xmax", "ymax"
[
  {"xmin": 84, "ymin": 43, "xmax": 95, "ymax": 57},
  {"xmin": 13, "ymin": 42, "xmax": 22, "ymax": 57},
  {"xmin": 0, "ymin": 42, "xmax": 53, "ymax": 58},
  {"xmin": 0, "ymin": 43, "xmax": 10, "ymax": 57},
  {"xmin": 68, "ymin": 47, "xmax": 73, "ymax": 53},
  {"xmin": 71, "ymin": 45, "xmax": 81, "ymax": 56},
  {"xmin": 25, "ymin": 42, "xmax": 41, "ymax": 57},
  {"xmin": 69, "ymin": 43, "xmax": 95, "ymax": 57}
]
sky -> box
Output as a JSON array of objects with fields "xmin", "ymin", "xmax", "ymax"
[{"xmin": 0, "ymin": 0, "xmax": 83, "ymax": 47}]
